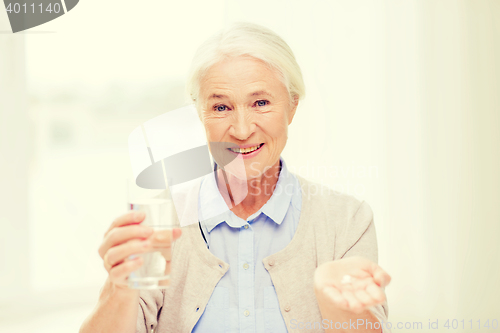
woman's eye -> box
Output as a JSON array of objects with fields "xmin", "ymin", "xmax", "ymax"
[
  {"xmin": 214, "ymin": 105, "xmax": 228, "ymax": 112},
  {"xmin": 255, "ymin": 100, "xmax": 269, "ymax": 107}
]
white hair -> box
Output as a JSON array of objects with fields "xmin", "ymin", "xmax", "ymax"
[{"xmin": 186, "ymin": 22, "xmax": 305, "ymax": 108}]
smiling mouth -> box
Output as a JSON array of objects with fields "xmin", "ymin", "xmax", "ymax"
[{"xmin": 227, "ymin": 143, "xmax": 264, "ymax": 154}]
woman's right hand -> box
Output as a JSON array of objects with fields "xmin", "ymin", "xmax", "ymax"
[{"xmin": 98, "ymin": 211, "xmax": 181, "ymax": 290}]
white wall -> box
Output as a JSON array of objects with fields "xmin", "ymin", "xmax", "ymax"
[
  {"xmin": 0, "ymin": 7, "xmax": 31, "ymax": 302},
  {"xmin": 1, "ymin": 0, "xmax": 499, "ymax": 331}
]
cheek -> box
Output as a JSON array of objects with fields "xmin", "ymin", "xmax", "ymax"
[
  {"xmin": 260, "ymin": 113, "xmax": 289, "ymax": 140},
  {"xmin": 203, "ymin": 119, "xmax": 226, "ymax": 141}
]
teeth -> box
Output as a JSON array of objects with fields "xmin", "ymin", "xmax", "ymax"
[{"xmin": 229, "ymin": 143, "xmax": 263, "ymax": 154}]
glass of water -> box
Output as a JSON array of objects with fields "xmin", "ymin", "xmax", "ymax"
[{"xmin": 127, "ymin": 197, "xmax": 179, "ymax": 289}]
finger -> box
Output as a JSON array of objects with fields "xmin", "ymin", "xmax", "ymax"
[
  {"xmin": 104, "ymin": 211, "xmax": 146, "ymax": 237},
  {"xmin": 157, "ymin": 246, "xmax": 172, "ymax": 262},
  {"xmin": 149, "ymin": 229, "xmax": 181, "ymax": 248},
  {"xmin": 323, "ymin": 286, "xmax": 348, "ymax": 308},
  {"xmin": 173, "ymin": 228, "xmax": 182, "ymax": 240},
  {"xmin": 157, "ymin": 276, "xmax": 171, "ymax": 288},
  {"xmin": 368, "ymin": 262, "xmax": 391, "ymax": 287},
  {"xmin": 353, "ymin": 289, "xmax": 376, "ymax": 307},
  {"xmin": 365, "ymin": 282, "xmax": 386, "ymax": 304},
  {"xmin": 99, "ymin": 224, "xmax": 154, "ymax": 259},
  {"xmin": 350, "ymin": 276, "xmax": 373, "ymax": 290},
  {"xmin": 164, "ymin": 261, "xmax": 171, "ymax": 275},
  {"xmin": 373, "ymin": 268, "xmax": 391, "ymax": 287},
  {"xmin": 103, "ymin": 239, "xmax": 150, "ymax": 271},
  {"xmin": 341, "ymin": 289, "xmax": 365, "ymax": 314},
  {"xmin": 109, "ymin": 255, "xmax": 144, "ymax": 285}
]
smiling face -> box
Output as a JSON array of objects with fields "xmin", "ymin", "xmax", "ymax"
[{"xmin": 198, "ymin": 56, "xmax": 298, "ymax": 180}]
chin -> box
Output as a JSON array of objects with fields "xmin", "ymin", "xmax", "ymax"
[
  {"xmin": 223, "ymin": 166, "xmax": 264, "ymax": 182},
  {"xmin": 222, "ymin": 157, "xmax": 276, "ymax": 181}
]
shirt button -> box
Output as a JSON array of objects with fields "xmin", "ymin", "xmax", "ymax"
[
  {"xmin": 243, "ymin": 263, "xmax": 249, "ymax": 270},
  {"xmin": 244, "ymin": 224, "xmax": 249, "ymax": 229},
  {"xmin": 244, "ymin": 310, "xmax": 250, "ymax": 316},
  {"xmin": 285, "ymin": 306, "xmax": 291, "ymax": 312},
  {"xmin": 268, "ymin": 260, "xmax": 275, "ymax": 266}
]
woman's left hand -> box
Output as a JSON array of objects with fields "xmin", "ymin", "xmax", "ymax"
[{"xmin": 314, "ymin": 256, "xmax": 391, "ymax": 315}]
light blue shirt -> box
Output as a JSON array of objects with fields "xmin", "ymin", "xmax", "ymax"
[{"xmin": 192, "ymin": 157, "xmax": 302, "ymax": 333}]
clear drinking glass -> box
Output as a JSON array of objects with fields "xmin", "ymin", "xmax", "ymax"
[{"xmin": 126, "ymin": 183, "xmax": 179, "ymax": 289}]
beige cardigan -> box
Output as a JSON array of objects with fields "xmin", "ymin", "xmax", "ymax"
[{"xmin": 136, "ymin": 174, "xmax": 390, "ymax": 333}]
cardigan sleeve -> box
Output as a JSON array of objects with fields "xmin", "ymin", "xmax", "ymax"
[
  {"xmin": 136, "ymin": 288, "xmax": 165, "ymax": 333},
  {"xmin": 341, "ymin": 201, "xmax": 391, "ymax": 333}
]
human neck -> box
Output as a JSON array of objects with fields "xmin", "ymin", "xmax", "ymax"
[{"xmin": 216, "ymin": 160, "xmax": 281, "ymax": 220}]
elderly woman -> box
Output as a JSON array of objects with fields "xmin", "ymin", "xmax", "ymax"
[{"xmin": 81, "ymin": 22, "xmax": 391, "ymax": 333}]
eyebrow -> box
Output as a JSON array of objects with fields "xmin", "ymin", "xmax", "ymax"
[
  {"xmin": 250, "ymin": 90, "xmax": 274, "ymax": 98},
  {"xmin": 208, "ymin": 90, "xmax": 274, "ymax": 100},
  {"xmin": 208, "ymin": 93, "xmax": 227, "ymax": 100}
]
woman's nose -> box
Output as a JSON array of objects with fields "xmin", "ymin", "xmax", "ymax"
[{"xmin": 229, "ymin": 109, "xmax": 255, "ymax": 140}]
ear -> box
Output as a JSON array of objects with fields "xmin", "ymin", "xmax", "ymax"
[{"xmin": 287, "ymin": 95, "xmax": 299, "ymax": 125}]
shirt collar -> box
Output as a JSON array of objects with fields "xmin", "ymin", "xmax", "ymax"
[{"xmin": 198, "ymin": 157, "xmax": 295, "ymax": 233}]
